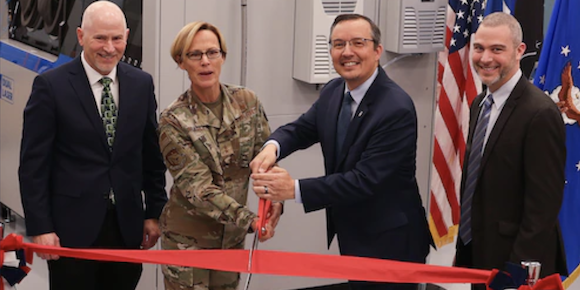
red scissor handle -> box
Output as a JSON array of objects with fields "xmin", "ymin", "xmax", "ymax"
[{"xmin": 256, "ymin": 198, "xmax": 271, "ymax": 238}]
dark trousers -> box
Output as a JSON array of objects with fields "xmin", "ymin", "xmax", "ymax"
[
  {"xmin": 455, "ymin": 241, "xmax": 486, "ymax": 290},
  {"xmin": 341, "ymin": 218, "xmax": 428, "ymax": 290},
  {"xmin": 48, "ymin": 203, "xmax": 142, "ymax": 290}
]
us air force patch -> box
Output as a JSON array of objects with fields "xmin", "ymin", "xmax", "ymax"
[{"xmin": 166, "ymin": 147, "xmax": 186, "ymax": 171}]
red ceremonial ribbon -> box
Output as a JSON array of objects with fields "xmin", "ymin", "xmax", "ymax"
[{"xmin": 0, "ymin": 201, "xmax": 565, "ymax": 290}]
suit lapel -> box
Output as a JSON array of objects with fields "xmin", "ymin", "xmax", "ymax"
[
  {"xmin": 480, "ymin": 76, "xmax": 526, "ymax": 170},
  {"xmin": 68, "ymin": 58, "xmax": 109, "ymax": 151},
  {"xmin": 335, "ymin": 69, "xmax": 387, "ymax": 168},
  {"xmin": 326, "ymin": 83, "xmax": 345, "ymax": 172}
]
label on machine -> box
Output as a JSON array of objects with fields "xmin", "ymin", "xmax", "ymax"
[{"xmin": 0, "ymin": 74, "xmax": 14, "ymax": 104}]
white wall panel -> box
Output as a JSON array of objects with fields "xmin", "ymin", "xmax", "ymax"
[
  {"xmin": 246, "ymin": 0, "xmax": 322, "ymax": 116},
  {"xmin": 156, "ymin": 0, "xmax": 186, "ymax": 110}
]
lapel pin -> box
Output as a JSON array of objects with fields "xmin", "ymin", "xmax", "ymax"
[{"xmin": 358, "ymin": 111, "xmax": 363, "ymax": 117}]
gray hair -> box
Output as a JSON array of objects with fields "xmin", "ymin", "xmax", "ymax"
[{"xmin": 480, "ymin": 12, "xmax": 523, "ymax": 47}]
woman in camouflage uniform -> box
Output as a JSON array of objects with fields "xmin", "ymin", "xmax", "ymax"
[{"xmin": 158, "ymin": 21, "xmax": 282, "ymax": 290}]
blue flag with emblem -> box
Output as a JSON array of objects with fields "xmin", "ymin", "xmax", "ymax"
[
  {"xmin": 483, "ymin": 0, "xmax": 516, "ymax": 15},
  {"xmin": 534, "ymin": 0, "xmax": 580, "ymax": 287}
]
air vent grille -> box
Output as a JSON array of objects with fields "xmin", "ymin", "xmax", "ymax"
[
  {"xmin": 313, "ymin": 35, "xmax": 332, "ymax": 75},
  {"xmin": 322, "ymin": 0, "xmax": 357, "ymax": 15},
  {"xmin": 402, "ymin": 6, "xmax": 446, "ymax": 47}
]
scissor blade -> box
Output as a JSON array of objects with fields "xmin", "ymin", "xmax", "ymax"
[
  {"xmin": 243, "ymin": 232, "xmax": 259, "ymax": 290},
  {"xmin": 243, "ymin": 272, "xmax": 252, "ymax": 290},
  {"xmin": 248, "ymin": 232, "xmax": 258, "ymax": 270}
]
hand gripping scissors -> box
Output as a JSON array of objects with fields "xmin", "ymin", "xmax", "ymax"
[{"xmin": 242, "ymin": 198, "xmax": 271, "ymax": 290}]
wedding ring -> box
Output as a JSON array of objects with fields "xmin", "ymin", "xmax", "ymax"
[{"xmin": 264, "ymin": 185, "xmax": 268, "ymax": 194}]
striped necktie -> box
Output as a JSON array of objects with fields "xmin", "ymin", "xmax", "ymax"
[{"xmin": 459, "ymin": 94, "xmax": 494, "ymax": 245}]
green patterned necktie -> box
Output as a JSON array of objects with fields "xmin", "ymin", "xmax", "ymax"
[{"xmin": 99, "ymin": 77, "xmax": 117, "ymax": 150}]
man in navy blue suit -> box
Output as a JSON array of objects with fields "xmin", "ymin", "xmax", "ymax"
[
  {"xmin": 18, "ymin": 2, "xmax": 167, "ymax": 290},
  {"xmin": 250, "ymin": 14, "xmax": 432, "ymax": 290}
]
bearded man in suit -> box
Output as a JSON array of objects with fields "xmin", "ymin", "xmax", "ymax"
[{"xmin": 454, "ymin": 12, "xmax": 567, "ymax": 287}]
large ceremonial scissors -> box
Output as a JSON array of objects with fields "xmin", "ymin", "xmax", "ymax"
[{"xmin": 242, "ymin": 198, "xmax": 271, "ymax": 290}]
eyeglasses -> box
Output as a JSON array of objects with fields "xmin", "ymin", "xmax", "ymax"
[
  {"xmin": 329, "ymin": 38, "xmax": 375, "ymax": 50},
  {"xmin": 185, "ymin": 48, "xmax": 222, "ymax": 60}
]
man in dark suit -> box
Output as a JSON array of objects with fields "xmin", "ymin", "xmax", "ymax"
[
  {"xmin": 250, "ymin": 14, "xmax": 431, "ymax": 290},
  {"xmin": 455, "ymin": 12, "xmax": 567, "ymax": 285},
  {"xmin": 18, "ymin": 2, "xmax": 167, "ymax": 290}
]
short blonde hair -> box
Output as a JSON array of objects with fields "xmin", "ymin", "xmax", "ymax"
[{"xmin": 170, "ymin": 21, "xmax": 227, "ymax": 64}]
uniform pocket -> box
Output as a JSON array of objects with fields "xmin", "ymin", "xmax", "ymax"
[{"xmin": 238, "ymin": 135, "xmax": 254, "ymax": 168}]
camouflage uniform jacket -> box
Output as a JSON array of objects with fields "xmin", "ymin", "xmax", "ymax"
[{"xmin": 158, "ymin": 84, "xmax": 270, "ymax": 249}]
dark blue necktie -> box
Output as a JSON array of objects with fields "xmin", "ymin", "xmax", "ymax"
[
  {"xmin": 336, "ymin": 92, "xmax": 353, "ymax": 161},
  {"xmin": 459, "ymin": 94, "xmax": 494, "ymax": 245}
]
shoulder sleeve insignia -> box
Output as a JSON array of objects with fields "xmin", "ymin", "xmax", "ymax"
[{"xmin": 166, "ymin": 147, "xmax": 186, "ymax": 171}]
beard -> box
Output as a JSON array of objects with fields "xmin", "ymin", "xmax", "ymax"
[{"xmin": 478, "ymin": 54, "xmax": 518, "ymax": 91}]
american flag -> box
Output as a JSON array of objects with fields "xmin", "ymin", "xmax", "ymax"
[{"xmin": 429, "ymin": 0, "xmax": 484, "ymax": 248}]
